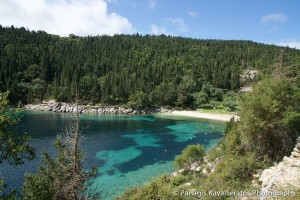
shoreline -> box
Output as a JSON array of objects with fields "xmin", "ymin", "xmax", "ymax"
[
  {"xmin": 23, "ymin": 101, "xmax": 173, "ymax": 115},
  {"xmin": 167, "ymin": 110, "xmax": 239, "ymax": 122},
  {"xmin": 23, "ymin": 101, "xmax": 239, "ymax": 122}
]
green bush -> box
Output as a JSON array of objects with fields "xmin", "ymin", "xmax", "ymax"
[
  {"xmin": 116, "ymin": 175, "xmax": 182, "ymax": 200},
  {"xmin": 127, "ymin": 91, "xmax": 149, "ymax": 109},
  {"xmin": 174, "ymin": 145, "xmax": 205, "ymax": 169},
  {"xmin": 238, "ymin": 78, "xmax": 300, "ymax": 162},
  {"xmin": 22, "ymin": 173, "xmax": 54, "ymax": 200}
]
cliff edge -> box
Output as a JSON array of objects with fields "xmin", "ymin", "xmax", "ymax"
[{"xmin": 259, "ymin": 137, "xmax": 300, "ymax": 199}]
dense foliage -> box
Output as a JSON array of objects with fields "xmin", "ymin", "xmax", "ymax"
[
  {"xmin": 237, "ymin": 78, "xmax": 300, "ymax": 161},
  {"xmin": 118, "ymin": 73, "xmax": 300, "ymax": 199},
  {"xmin": 0, "ymin": 92, "xmax": 35, "ymax": 199},
  {"xmin": 174, "ymin": 144, "xmax": 205, "ymax": 169},
  {"xmin": 22, "ymin": 104, "xmax": 98, "ymax": 200},
  {"xmin": 1, "ymin": 25, "xmax": 300, "ymax": 108},
  {"xmin": 2, "ymin": 25, "xmax": 300, "ymax": 199},
  {"xmin": 22, "ymin": 137, "xmax": 98, "ymax": 200}
]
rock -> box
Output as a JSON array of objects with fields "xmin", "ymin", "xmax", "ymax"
[
  {"xmin": 53, "ymin": 103, "xmax": 61, "ymax": 112},
  {"xmin": 258, "ymin": 139, "xmax": 300, "ymax": 199},
  {"xmin": 24, "ymin": 101, "xmax": 173, "ymax": 116},
  {"xmin": 293, "ymin": 147, "xmax": 300, "ymax": 153},
  {"xmin": 184, "ymin": 182, "xmax": 191, "ymax": 186},
  {"xmin": 296, "ymin": 143, "xmax": 300, "ymax": 151},
  {"xmin": 60, "ymin": 104, "xmax": 66, "ymax": 112},
  {"xmin": 291, "ymin": 151, "xmax": 300, "ymax": 158},
  {"xmin": 202, "ymin": 168, "xmax": 208, "ymax": 175},
  {"xmin": 195, "ymin": 167, "xmax": 201, "ymax": 172},
  {"xmin": 252, "ymin": 173, "xmax": 260, "ymax": 178},
  {"xmin": 66, "ymin": 106, "xmax": 73, "ymax": 113},
  {"xmin": 123, "ymin": 108, "xmax": 133, "ymax": 114},
  {"xmin": 282, "ymin": 156, "xmax": 291, "ymax": 163},
  {"xmin": 91, "ymin": 109, "xmax": 97, "ymax": 114},
  {"xmin": 97, "ymin": 108, "xmax": 103, "ymax": 114},
  {"xmin": 240, "ymin": 86, "xmax": 252, "ymax": 93},
  {"xmin": 190, "ymin": 162, "xmax": 199, "ymax": 171}
]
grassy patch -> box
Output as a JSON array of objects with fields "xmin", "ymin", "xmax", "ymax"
[{"xmin": 196, "ymin": 108, "xmax": 236, "ymax": 115}]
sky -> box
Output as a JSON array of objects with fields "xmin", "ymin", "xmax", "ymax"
[{"xmin": 0, "ymin": 0, "xmax": 300, "ymax": 49}]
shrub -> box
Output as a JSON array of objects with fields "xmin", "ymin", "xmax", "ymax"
[{"xmin": 174, "ymin": 145, "xmax": 205, "ymax": 169}]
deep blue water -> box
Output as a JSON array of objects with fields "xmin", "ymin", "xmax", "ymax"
[{"xmin": 0, "ymin": 111, "xmax": 225, "ymax": 199}]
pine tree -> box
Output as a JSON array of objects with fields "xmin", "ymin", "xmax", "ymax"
[
  {"xmin": 22, "ymin": 92, "xmax": 98, "ymax": 200},
  {"xmin": 0, "ymin": 92, "xmax": 35, "ymax": 199}
]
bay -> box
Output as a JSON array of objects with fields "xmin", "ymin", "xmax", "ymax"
[{"xmin": 0, "ymin": 111, "xmax": 225, "ymax": 200}]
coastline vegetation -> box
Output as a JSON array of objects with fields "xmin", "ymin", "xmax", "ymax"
[
  {"xmin": 1, "ymin": 26, "xmax": 300, "ymax": 199},
  {"xmin": 0, "ymin": 92, "xmax": 35, "ymax": 199},
  {"xmin": 118, "ymin": 75, "xmax": 300, "ymax": 199},
  {"xmin": 1, "ymin": 26, "xmax": 300, "ymax": 110}
]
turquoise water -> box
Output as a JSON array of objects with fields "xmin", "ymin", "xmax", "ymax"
[{"xmin": 0, "ymin": 111, "xmax": 225, "ymax": 200}]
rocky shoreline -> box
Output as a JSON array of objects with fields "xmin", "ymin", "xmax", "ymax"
[
  {"xmin": 258, "ymin": 137, "xmax": 300, "ymax": 199},
  {"xmin": 23, "ymin": 100, "xmax": 174, "ymax": 115}
]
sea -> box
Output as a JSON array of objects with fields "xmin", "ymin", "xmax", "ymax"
[{"xmin": 0, "ymin": 111, "xmax": 225, "ymax": 200}]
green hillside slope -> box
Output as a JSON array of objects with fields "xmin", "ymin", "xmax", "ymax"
[{"xmin": 1, "ymin": 25, "xmax": 300, "ymax": 107}]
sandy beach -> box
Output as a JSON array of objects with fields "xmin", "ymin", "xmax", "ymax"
[{"xmin": 170, "ymin": 110, "xmax": 239, "ymax": 122}]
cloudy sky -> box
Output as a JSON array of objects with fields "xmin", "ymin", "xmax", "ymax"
[{"xmin": 0, "ymin": 0, "xmax": 299, "ymax": 49}]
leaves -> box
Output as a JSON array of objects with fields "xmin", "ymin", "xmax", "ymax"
[
  {"xmin": 2, "ymin": 26, "xmax": 300, "ymax": 108},
  {"xmin": 22, "ymin": 107, "xmax": 99, "ymax": 200},
  {"xmin": 0, "ymin": 92, "xmax": 35, "ymax": 165},
  {"xmin": 238, "ymin": 78, "xmax": 300, "ymax": 161},
  {"xmin": 174, "ymin": 144, "xmax": 205, "ymax": 169}
]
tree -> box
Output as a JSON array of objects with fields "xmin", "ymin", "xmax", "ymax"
[
  {"xmin": 150, "ymin": 82, "xmax": 177, "ymax": 106},
  {"xmin": 223, "ymin": 91, "xmax": 238, "ymax": 111},
  {"xmin": 127, "ymin": 91, "xmax": 149, "ymax": 109},
  {"xmin": 176, "ymin": 75, "xmax": 197, "ymax": 107},
  {"xmin": 1, "ymin": 26, "xmax": 300, "ymax": 106},
  {"xmin": 31, "ymin": 78, "xmax": 46, "ymax": 103},
  {"xmin": 192, "ymin": 91, "xmax": 209, "ymax": 107},
  {"xmin": 238, "ymin": 78, "xmax": 300, "ymax": 162},
  {"xmin": 230, "ymin": 66, "xmax": 240, "ymax": 90},
  {"xmin": 174, "ymin": 144, "xmax": 205, "ymax": 169},
  {"xmin": 22, "ymin": 94, "xmax": 98, "ymax": 200},
  {"xmin": 0, "ymin": 92, "xmax": 35, "ymax": 198}
]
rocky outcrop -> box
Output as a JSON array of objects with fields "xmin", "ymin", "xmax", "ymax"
[
  {"xmin": 259, "ymin": 137, "xmax": 300, "ymax": 199},
  {"xmin": 171, "ymin": 157, "xmax": 219, "ymax": 177},
  {"xmin": 241, "ymin": 69, "xmax": 258, "ymax": 80},
  {"xmin": 239, "ymin": 69, "xmax": 258, "ymax": 93},
  {"xmin": 240, "ymin": 86, "xmax": 253, "ymax": 93},
  {"xmin": 24, "ymin": 100, "xmax": 174, "ymax": 115}
]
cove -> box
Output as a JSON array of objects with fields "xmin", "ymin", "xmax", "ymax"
[{"xmin": 0, "ymin": 111, "xmax": 225, "ymax": 200}]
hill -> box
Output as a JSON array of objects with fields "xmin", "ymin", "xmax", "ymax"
[{"xmin": 1, "ymin": 25, "xmax": 300, "ymax": 108}]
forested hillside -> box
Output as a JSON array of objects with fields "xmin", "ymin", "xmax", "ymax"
[{"xmin": 1, "ymin": 25, "xmax": 300, "ymax": 107}]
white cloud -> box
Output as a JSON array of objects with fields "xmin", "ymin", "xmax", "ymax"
[
  {"xmin": 151, "ymin": 24, "xmax": 167, "ymax": 35},
  {"xmin": 148, "ymin": 0, "xmax": 156, "ymax": 9},
  {"xmin": 276, "ymin": 39, "xmax": 300, "ymax": 49},
  {"xmin": 0, "ymin": 0, "xmax": 135, "ymax": 36},
  {"xmin": 261, "ymin": 13, "xmax": 287, "ymax": 23},
  {"xmin": 105, "ymin": 0, "xmax": 119, "ymax": 5},
  {"xmin": 167, "ymin": 18, "xmax": 188, "ymax": 32},
  {"xmin": 187, "ymin": 10, "xmax": 198, "ymax": 17}
]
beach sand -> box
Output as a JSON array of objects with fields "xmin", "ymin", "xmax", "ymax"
[{"xmin": 170, "ymin": 110, "xmax": 239, "ymax": 122}]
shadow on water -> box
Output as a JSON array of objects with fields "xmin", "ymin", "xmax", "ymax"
[
  {"xmin": 69, "ymin": 115, "xmax": 224, "ymax": 174},
  {"xmin": 1, "ymin": 111, "xmax": 225, "ymax": 197},
  {"xmin": 112, "ymin": 131, "xmax": 223, "ymax": 173}
]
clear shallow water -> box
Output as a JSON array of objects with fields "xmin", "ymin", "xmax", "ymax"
[{"xmin": 0, "ymin": 111, "xmax": 225, "ymax": 200}]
